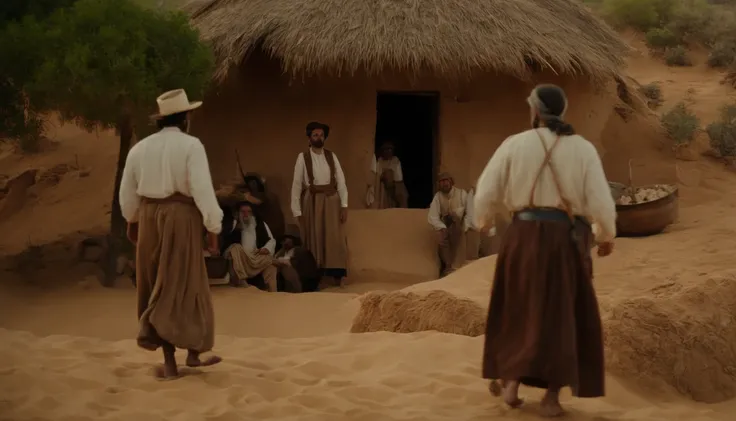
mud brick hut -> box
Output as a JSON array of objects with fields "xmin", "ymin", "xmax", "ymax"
[{"xmin": 186, "ymin": 0, "xmax": 628, "ymax": 215}]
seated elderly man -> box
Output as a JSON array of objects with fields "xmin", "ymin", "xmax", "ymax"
[
  {"xmin": 428, "ymin": 172, "xmax": 471, "ymax": 276},
  {"xmin": 273, "ymin": 224, "xmax": 320, "ymax": 293},
  {"xmin": 223, "ymin": 201, "xmax": 278, "ymax": 291}
]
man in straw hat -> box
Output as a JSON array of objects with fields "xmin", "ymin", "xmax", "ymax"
[
  {"xmin": 119, "ymin": 88, "xmax": 223, "ymax": 380},
  {"xmin": 367, "ymin": 140, "xmax": 408, "ymax": 209},
  {"xmin": 290, "ymin": 121, "xmax": 349, "ymax": 287},
  {"xmin": 427, "ymin": 171, "xmax": 471, "ymax": 276},
  {"xmin": 273, "ymin": 224, "xmax": 320, "ymax": 293},
  {"xmin": 473, "ymin": 84, "xmax": 616, "ymax": 416}
]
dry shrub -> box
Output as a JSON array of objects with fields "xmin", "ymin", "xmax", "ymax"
[
  {"xmin": 602, "ymin": 0, "xmax": 676, "ymax": 31},
  {"xmin": 645, "ymin": 27, "xmax": 681, "ymax": 50},
  {"xmin": 706, "ymin": 103, "xmax": 736, "ymax": 157},
  {"xmin": 661, "ymin": 102, "xmax": 700, "ymax": 145},
  {"xmin": 350, "ymin": 290, "xmax": 486, "ymax": 337},
  {"xmin": 664, "ymin": 45, "xmax": 693, "ymax": 66},
  {"xmin": 639, "ymin": 82, "xmax": 664, "ymax": 108},
  {"xmin": 708, "ymin": 39, "xmax": 736, "ymax": 68},
  {"xmin": 604, "ymin": 276, "xmax": 736, "ymax": 403}
]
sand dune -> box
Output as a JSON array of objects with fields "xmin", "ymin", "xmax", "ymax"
[{"xmin": 1, "ymin": 328, "xmax": 732, "ymax": 421}]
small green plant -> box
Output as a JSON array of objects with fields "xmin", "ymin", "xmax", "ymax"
[
  {"xmin": 646, "ymin": 27, "xmax": 681, "ymax": 50},
  {"xmin": 706, "ymin": 104, "xmax": 736, "ymax": 157},
  {"xmin": 664, "ymin": 46, "xmax": 692, "ymax": 66},
  {"xmin": 661, "ymin": 102, "xmax": 700, "ymax": 145},
  {"xmin": 639, "ymin": 82, "xmax": 664, "ymax": 108}
]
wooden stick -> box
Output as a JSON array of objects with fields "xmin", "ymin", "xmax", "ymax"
[{"xmin": 627, "ymin": 159, "xmax": 637, "ymax": 204}]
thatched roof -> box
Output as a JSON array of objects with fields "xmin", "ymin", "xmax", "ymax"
[{"xmin": 186, "ymin": 0, "xmax": 628, "ymax": 83}]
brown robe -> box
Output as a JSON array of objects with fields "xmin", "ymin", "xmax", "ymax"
[
  {"xmin": 274, "ymin": 246, "xmax": 320, "ymax": 292},
  {"xmin": 372, "ymin": 157, "xmax": 408, "ymax": 209},
  {"xmin": 135, "ymin": 194, "xmax": 215, "ymax": 353},
  {"xmin": 481, "ymin": 133, "xmax": 604, "ymax": 397},
  {"xmin": 300, "ymin": 149, "xmax": 348, "ymax": 271}
]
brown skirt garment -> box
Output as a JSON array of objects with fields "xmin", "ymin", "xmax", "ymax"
[
  {"xmin": 301, "ymin": 188, "xmax": 348, "ymax": 270},
  {"xmin": 482, "ymin": 217, "xmax": 604, "ymax": 398},
  {"xmin": 136, "ymin": 197, "xmax": 215, "ymax": 353}
]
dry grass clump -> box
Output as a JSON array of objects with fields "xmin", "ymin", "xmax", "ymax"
[
  {"xmin": 706, "ymin": 103, "xmax": 736, "ymax": 157},
  {"xmin": 604, "ymin": 276, "xmax": 736, "ymax": 403},
  {"xmin": 661, "ymin": 102, "xmax": 700, "ymax": 145},
  {"xmin": 350, "ymin": 290, "xmax": 486, "ymax": 337},
  {"xmin": 639, "ymin": 82, "xmax": 664, "ymax": 108},
  {"xmin": 664, "ymin": 45, "xmax": 693, "ymax": 66}
]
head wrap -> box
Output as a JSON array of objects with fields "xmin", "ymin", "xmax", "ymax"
[{"xmin": 526, "ymin": 84, "xmax": 568, "ymax": 123}]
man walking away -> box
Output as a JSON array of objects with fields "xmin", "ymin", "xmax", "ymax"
[{"xmin": 119, "ymin": 89, "xmax": 224, "ymax": 380}]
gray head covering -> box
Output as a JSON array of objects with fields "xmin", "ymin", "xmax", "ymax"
[{"xmin": 526, "ymin": 84, "xmax": 568, "ymax": 123}]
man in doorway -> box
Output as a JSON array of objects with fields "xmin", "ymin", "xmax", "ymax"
[
  {"xmin": 427, "ymin": 172, "xmax": 471, "ymax": 275},
  {"xmin": 368, "ymin": 140, "xmax": 409, "ymax": 209},
  {"xmin": 273, "ymin": 224, "xmax": 321, "ymax": 293},
  {"xmin": 119, "ymin": 88, "xmax": 223, "ymax": 380},
  {"xmin": 290, "ymin": 121, "xmax": 349, "ymax": 286},
  {"xmin": 223, "ymin": 201, "xmax": 279, "ymax": 291}
]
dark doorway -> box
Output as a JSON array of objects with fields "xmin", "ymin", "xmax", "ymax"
[{"xmin": 374, "ymin": 92, "xmax": 439, "ymax": 209}]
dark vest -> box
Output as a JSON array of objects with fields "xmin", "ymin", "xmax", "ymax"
[{"xmin": 223, "ymin": 216, "xmax": 270, "ymax": 251}]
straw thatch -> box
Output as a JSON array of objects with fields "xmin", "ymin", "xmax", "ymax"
[{"xmin": 186, "ymin": 0, "xmax": 628, "ymax": 83}]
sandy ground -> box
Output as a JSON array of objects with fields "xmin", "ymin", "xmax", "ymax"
[{"xmin": 3, "ymin": 33, "xmax": 736, "ymax": 421}]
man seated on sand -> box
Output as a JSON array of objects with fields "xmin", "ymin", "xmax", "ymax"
[
  {"xmin": 427, "ymin": 172, "xmax": 471, "ymax": 276},
  {"xmin": 223, "ymin": 201, "xmax": 279, "ymax": 291},
  {"xmin": 273, "ymin": 224, "xmax": 320, "ymax": 293}
]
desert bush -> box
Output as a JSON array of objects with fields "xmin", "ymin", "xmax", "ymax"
[
  {"xmin": 639, "ymin": 82, "xmax": 664, "ymax": 108},
  {"xmin": 665, "ymin": 0, "xmax": 715, "ymax": 44},
  {"xmin": 707, "ymin": 39, "xmax": 736, "ymax": 67},
  {"xmin": 706, "ymin": 104, "xmax": 736, "ymax": 157},
  {"xmin": 602, "ymin": 0, "xmax": 675, "ymax": 31},
  {"xmin": 646, "ymin": 27, "xmax": 681, "ymax": 49},
  {"xmin": 661, "ymin": 102, "xmax": 700, "ymax": 145},
  {"xmin": 664, "ymin": 46, "xmax": 692, "ymax": 65}
]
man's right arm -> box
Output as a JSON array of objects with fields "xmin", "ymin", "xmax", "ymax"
[
  {"xmin": 427, "ymin": 194, "xmax": 446, "ymax": 230},
  {"xmin": 290, "ymin": 153, "xmax": 305, "ymax": 218},
  {"xmin": 187, "ymin": 141, "xmax": 223, "ymax": 234}
]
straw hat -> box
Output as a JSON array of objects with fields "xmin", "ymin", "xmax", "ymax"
[{"xmin": 151, "ymin": 89, "xmax": 202, "ymax": 119}]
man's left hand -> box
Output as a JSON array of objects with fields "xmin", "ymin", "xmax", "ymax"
[
  {"xmin": 340, "ymin": 207, "xmax": 348, "ymax": 224},
  {"xmin": 257, "ymin": 248, "xmax": 270, "ymax": 255}
]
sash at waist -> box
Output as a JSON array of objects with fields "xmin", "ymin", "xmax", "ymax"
[
  {"xmin": 141, "ymin": 192, "xmax": 195, "ymax": 206},
  {"xmin": 513, "ymin": 207, "xmax": 589, "ymax": 226}
]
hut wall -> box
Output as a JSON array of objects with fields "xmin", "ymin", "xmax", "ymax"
[{"xmin": 193, "ymin": 53, "xmax": 618, "ymax": 222}]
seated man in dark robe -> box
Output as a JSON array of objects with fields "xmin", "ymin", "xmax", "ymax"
[
  {"xmin": 273, "ymin": 224, "xmax": 320, "ymax": 293},
  {"xmin": 222, "ymin": 201, "xmax": 279, "ymax": 291},
  {"xmin": 242, "ymin": 172, "xmax": 286, "ymax": 246}
]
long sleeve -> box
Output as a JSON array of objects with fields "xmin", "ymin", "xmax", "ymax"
[
  {"xmin": 119, "ymin": 147, "xmax": 141, "ymax": 223},
  {"xmin": 290, "ymin": 153, "xmax": 305, "ymax": 217},
  {"xmin": 333, "ymin": 154, "xmax": 349, "ymax": 208},
  {"xmin": 371, "ymin": 154, "xmax": 377, "ymax": 173},
  {"xmin": 263, "ymin": 222, "xmax": 276, "ymax": 255},
  {"xmin": 427, "ymin": 194, "xmax": 446, "ymax": 230},
  {"xmin": 474, "ymin": 138, "xmax": 512, "ymax": 229},
  {"xmin": 465, "ymin": 189, "xmax": 475, "ymax": 231},
  {"xmin": 394, "ymin": 159, "xmax": 404, "ymax": 181},
  {"xmin": 187, "ymin": 141, "xmax": 224, "ymax": 234},
  {"xmin": 583, "ymin": 144, "xmax": 617, "ymax": 243}
]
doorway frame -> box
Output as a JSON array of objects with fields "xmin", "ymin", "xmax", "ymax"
[{"xmin": 374, "ymin": 90, "xmax": 442, "ymax": 195}]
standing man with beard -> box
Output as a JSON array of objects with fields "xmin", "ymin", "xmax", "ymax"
[{"xmin": 290, "ymin": 121, "xmax": 349, "ymax": 287}]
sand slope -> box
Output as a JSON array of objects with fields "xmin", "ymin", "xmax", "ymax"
[{"xmin": 1, "ymin": 328, "xmax": 732, "ymax": 421}]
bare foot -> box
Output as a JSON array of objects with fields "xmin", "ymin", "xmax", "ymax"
[
  {"xmin": 153, "ymin": 363, "xmax": 179, "ymax": 380},
  {"xmin": 186, "ymin": 354, "xmax": 223, "ymax": 367},
  {"xmin": 502, "ymin": 380, "xmax": 524, "ymax": 408},
  {"xmin": 539, "ymin": 399, "xmax": 565, "ymax": 417},
  {"xmin": 489, "ymin": 380, "xmax": 503, "ymax": 396}
]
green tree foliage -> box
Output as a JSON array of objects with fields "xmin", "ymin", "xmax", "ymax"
[{"xmin": 22, "ymin": 0, "xmax": 214, "ymax": 282}]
